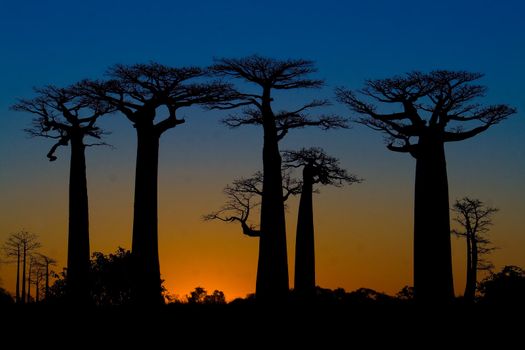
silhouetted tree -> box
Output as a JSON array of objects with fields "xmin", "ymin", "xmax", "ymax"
[
  {"xmin": 79, "ymin": 63, "xmax": 235, "ymax": 305},
  {"xmin": 0, "ymin": 287, "xmax": 14, "ymax": 305},
  {"xmin": 28, "ymin": 256, "xmax": 45, "ymax": 303},
  {"xmin": 37, "ymin": 253, "xmax": 57, "ymax": 300},
  {"xmin": 478, "ymin": 266, "xmax": 525, "ymax": 305},
  {"xmin": 452, "ymin": 197, "xmax": 498, "ymax": 302},
  {"xmin": 90, "ymin": 248, "xmax": 134, "ymax": 306},
  {"xmin": 12, "ymin": 86, "xmax": 113, "ymax": 304},
  {"xmin": 211, "ymin": 55, "xmax": 347, "ymax": 301},
  {"xmin": 204, "ymin": 171, "xmax": 301, "ymax": 238},
  {"xmin": 282, "ymin": 147, "xmax": 361, "ymax": 297},
  {"xmin": 2, "ymin": 232, "xmax": 24, "ymax": 303},
  {"xmin": 186, "ymin": 287, "xmax": 226, "ymax": 304},
  {"xmin": 337, "ymin": 71, "xmax": 516, "ymax": 302},
  {"xmin": 1, "ymin": 231, "xmax": 40, "ymax": 304}
]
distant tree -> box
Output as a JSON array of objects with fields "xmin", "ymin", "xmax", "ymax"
[
  {"xmin": 452, "ymin": 197, "xmax": 498, "ymax": 302},
  {"xmin": 12, "ymin": 86, "xmax": 114, "ymax": 304},
  {"xmin": 478, "ymin": 266, "xmax": 525, "ymax": 305},
  {"xmin": 396, "ymin": 286, "xmax": 415, "ymax": 301},
  {"xmin": 0, "ymin": 287, "xmax": 14, "ymax": 305},
  {"xmin": 211, "ymin": 55, "xmax": 347, "ymax": 301},
  {"xmin": 186, "ymin": 287, "xmax": 226, "ymax": 304},
  {"xmin": 204, "ymin": 171, "xmax": 301, "ymax": 238},
  {"xmin": 2, "ymin": 232, "xmax": 23, "ymax": 303},
  {"xmin": 37, "ymin": 253, "xmax": 57, "ymax": 300},
  {"xmin": 282, "ymin": 147, "xmax": 361, "ymax": 298},
  {"xmin": 1, "ymin": 231, "xmax": 40, "ymax": 304},
  {"xmin": 337, "ymin": 71, "xmax": 516, "ymax": 302},
  {"xmin": 28, "ymin": 256, "xmax": 45, "ymax": 303},
  {"xmin": 79, "ymin": 63, "xmax": 236, "ymax": 305}
]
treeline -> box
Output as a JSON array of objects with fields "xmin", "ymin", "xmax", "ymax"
[{"xmin": 4, "ymin": 55, "xmax": 518, "ymax": 305}]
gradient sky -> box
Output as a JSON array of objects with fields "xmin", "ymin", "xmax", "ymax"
[{"xmin": 1, "ymin": 0, "xmax": 524, "ymax": 300}]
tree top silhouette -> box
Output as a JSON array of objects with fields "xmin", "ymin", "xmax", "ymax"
[
  {"xmin": 12, "ymin": 85, "xmax": 114, "ymax": 161},
  {"xmin": 282, "ymin": 147, "xmax": 362, "ymax": 187},
  {"xmin": 210, "ymin": 55, "xmax": 348, "ymax": 139},
  {"xmin": 336, "ymin": 70, "xmax": 516, "ymax": 156},
  {"xmin": 78, "ymin": 62, "xmax": 236, "ymax": 134}
]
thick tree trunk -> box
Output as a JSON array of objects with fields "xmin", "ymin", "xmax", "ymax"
[
  {"xmin": 21, "ymin": 245, "xmax": 26, "ymax": 304},
  {"xmin": 464, "ymin": 233, "xmax": 475, "ymax": 301},
  {"xmin": 15, "ymin": 247, "xmax": 20, "ymax": 303},
  {"xmin": 413, "ymin": 137, "xmax": 454, "ymax": 302},
  {"xmin": 256, "ymin": 100, "xmax": 289, "ymax": 301},
  {"xmin": 131, "ymin": 126, "xmax": 163, "ymax": 305},
  {"xmin": 294, "ymin": 168, "xmax": 315, "ymax": 298},
  {"xmin": 67, "ymin": 135, "xmax": 91, "ymax": 304}
]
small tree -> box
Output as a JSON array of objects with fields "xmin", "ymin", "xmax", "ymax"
[
  {"xmin": 452, "ymin": 197, "xmax": 498, "ymax": 302},
  {"xmin": 1, "ymin": 231, "xmax": 40, "ymax": 303},
  {"xmin": 282, "ymin": 147, "xmax": 361, "ymax": 297},
  {"xmin": 211, "ymin": 55, "xmax": 347, "ymax": 301},
  {"xmin": 12, "ymin": 86, "xmax": 113, "ymax": 303},
  {"xmin": 478, "ymin": 266, "xmax": 525, "ymax": 305},
  {"xmin": 337, "ymin": 71, "xmax": 515, "ymax": 302},
  {"xmin": 37, "ymin": 253, "xmax": 57, "ymax": 300}
]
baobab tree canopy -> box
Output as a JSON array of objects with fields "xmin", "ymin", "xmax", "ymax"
[
  {"xmin": 336, "ymin": 71, "xmax": 516, "ymax": 156},
  {"xmin": 12, "ymin": 85, "xmax": 113, "ymax": 161}
]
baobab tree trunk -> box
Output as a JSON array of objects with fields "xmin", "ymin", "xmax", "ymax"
[
  {"xmin": 45, "ymin": 263, "xmax": 49, "ymax": 300},
  {"xmin": 256, "ymin": 105, "xmax": 289, "ymax": 302},
  {"xmin": 27, "ymin": 258, "xmax": 32, "ymax": 303},
  {"xmin": 67, "ymin": 135, "xmax": 91, "ymax": 304},
  {"xmin": 468, "ymin": 238, "xmax": 479, "ymax": 301},
  {"xmin": 35, "ymin": 271, "xmax": 40, "ymax": 303},
  {"xmin": 413, "ymin": 137, "xmax": 454, "ymax": 302},
  {"xmin": 294, "ymin": 168, "xmax": 315, "ymax": 298},
  {"xmin": 464, "ymin": 233, "xmax": 475, "ymax": 302},
  {"xmin": 15, "ymin": 247, "xmax": 20, "ymax": 303},
  {"xmin": 21, "ymin": 244, "xmax": 26, "ymax": 304},
  {"xmin": 131, "ymin": 125, "xmax": 163, "ymax": 305}
]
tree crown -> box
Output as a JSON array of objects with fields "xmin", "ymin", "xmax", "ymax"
[
  {"xmin": 12, "ymin": 85, "xmax": 113, "ymax": 161},
  {"xmin": 336, "ymin": 70, "xmax": 516, "ymax": 155},
  {"xmin": 282, "ymin": 147, "xmax": 362, "ymax": 187}
]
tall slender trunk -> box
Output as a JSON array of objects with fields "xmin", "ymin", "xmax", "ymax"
[
  {"xmin": 413, "ymin": 136, "xmax": 454, "ymax": 302},
  {"xmin": 27, "ymin": 259, "xmax": 32, "ymax": 303},
  {"xmin": 21, "ymin": 244, "xmax": 26, "ymax": 304},
  {"xmin": 256, "ymin": 97, "xmax": 289, "ymax": 301},
  {"xmin": 67, "ymin": 134, "xmax": 91, "ymax": 304},
  {"xmin": 35, "ymin": 271, "xmax": 40, "ymax": 302},
  {"xmin": 294, "ymin": 168, "xmax": 315, "ymax": 298},
  {"xmin": 45, "ymin": 263, "xmax": 49, "ymax": 300},
  {"xmin": 464, "ymin": 232, "xmax": 475, "ymax": 301},
  {"xmin": 131, "ymin": 125, "xmax": 162, "ymax": 305},
  {"xmin": 15, "ymin": 247, "xmax": 20, "ymax": 303},
  {"xmin": 471, "ymin": 238, "xmax": 479, "ymax": 299}
]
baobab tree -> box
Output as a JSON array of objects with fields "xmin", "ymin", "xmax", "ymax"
[
  {"xmin": 37, "ymin": 253, "xmax": 57, "ymax": 300},
  {"xmin": 282, "ymin": 147, "xmax": 361, "ymax": 298},
  {"xmin": 13, "ymin": 86, "xmax": 113, "ymax": 303},
  {"xmin": 1, "ymin": 231, "xmax": 40, "ymax": 303},
  {"xmin": 79, "ymin": 63, "xmax": 236, "ymax": 304},
  {"xmin": 336, "ymin": 71, "xmax": 515, "ymax": 302},
  {"xmin": 204, "ymin": 171, "xmax": 301, "ymax": 238},
  {"xmin": 211, "ymin": 55, "xmax": 347, "ymax": 300},
  {"xmin": 452, "ymin": 197, "xmax": 498, "ymax": 302}
]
